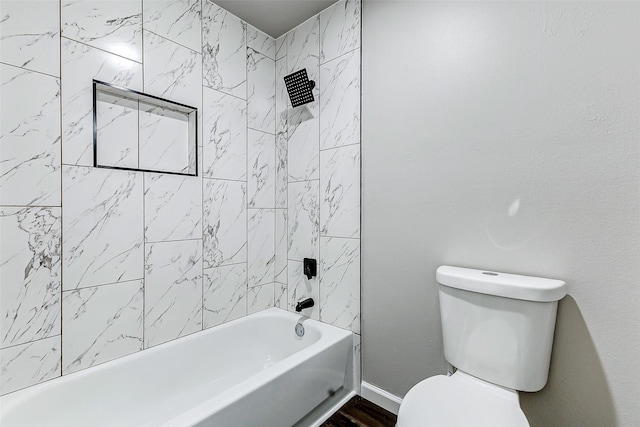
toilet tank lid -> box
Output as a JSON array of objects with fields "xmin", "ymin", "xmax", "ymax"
[{"xmin": 436, "ymin": 266, "xmax": 567, "ymax": 302}]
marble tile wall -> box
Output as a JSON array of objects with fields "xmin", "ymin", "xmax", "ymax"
[
  {"xmin": 0, "ymin": 0, "xmax": 360, "ymax": 396},
  {"xmin": 278, "ymin": 0, "xmax": 361, "ymax": 334},
  {"xmin": 2, "ymin": 0, "xmax": 64, "ymax": 396}
]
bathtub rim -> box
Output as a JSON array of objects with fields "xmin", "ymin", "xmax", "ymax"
[
  {"xmin": 160, "ymin": 309, "xmax": 353, "ymax": 426},
  {"xmin": 1, "ymin": 307, "xmax": 353, "ymax": 424}
]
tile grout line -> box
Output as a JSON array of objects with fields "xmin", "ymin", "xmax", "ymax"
[
  {"xmin": 60, "ymin": 36, "xmax": 142, "ymax": 64},
  {"xmin": 201, "ymin": 176, "xmax": 247, "ymax": 183},
  {"xmin": 0, "ymin": 334, "xmax": 62, "ymax": 355},
  {"xmin": 205, "ymin": 84, "xmax": 247, "ymax": 103},
  {"xmin": 273, "ymin": 100, "xmax": 277, "ymax": 309},
  {"xmin": 61, "ymin": 278, "xmax": 144, "ymax": 293},
  {"xmin": 283, "ymin": 33, "xmax": 289, "ymax": 312},
  {"xmin": 203, "ymin": 260, "xmax": 248, "ymax": 271},
  {"xmin": 317, "ymin": 15, "xmax": 322, "ymax": 323},
  {"xmin": 3, "ymin": 0, "xmax": 360, "ymax": 392},
  {"xmin": 358, "ymin": 2, "xmax": 363, "ymax": 338},
  {"xmin": 285, "ymin": 34, "xmax": 291, "ymax": 313},
  {"xmin": 146, "ymin": 237, "xmax": 204, "ymax": 244},
  {"xmin": 319, "ymin": 45, "xmax": 361, "ymax": 67},
  {"xmin": 143, "ymin": 28, "xmax": 201, "ymax": 55},
  {"xmin": 320, "ymin": 234, "xmax": 361, "ymax": 240},
  {"xmin": 59, "ymin": 0, "xmax": 64, "ymax": 380},
  {"xmin": 245, "ymin": 21, "xmax": 250, "ymax": 317},
  {"xmin": 0, "ymin": 61, "xmax": 60, "ymax": 79},
  {"xmin": 0, "ymin": 204, "xmax": 64, "ymax": 208},
  {"xmin": 247, "ymin": 126, "xmax": 277, "ymax": 136},
  {"xmin": 141, "ymin": 0, "xmax": 147, "ymax": 353},
  {"xmin": 319, "ymin": 141, "xmax": 361, "ymax": 153},
  {"xmin": 201, "ymin": 0, "xmax": 205, "ymax": 333}
]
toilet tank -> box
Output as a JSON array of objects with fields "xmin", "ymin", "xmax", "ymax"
[{"xmin": 436, "ymin": 266, "xmax": 567, "ymax": 392}]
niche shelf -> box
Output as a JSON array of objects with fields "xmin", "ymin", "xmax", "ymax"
[{"xmin": 93, "ymin": 80, "xmax": 198, "ymax": 176}]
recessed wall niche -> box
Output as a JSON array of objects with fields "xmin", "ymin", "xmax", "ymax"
[{"xmin": 93, "ymin": 80, "xmax": 198, "ymax": 176}]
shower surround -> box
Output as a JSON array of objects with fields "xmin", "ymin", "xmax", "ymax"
[{"xmin": 0, "ymin": 0, "xmax": 360, "ymax": 395}]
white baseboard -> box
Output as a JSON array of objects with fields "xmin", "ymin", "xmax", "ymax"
[{"xmin": 360, "ymin": 381, "xmax": 403, "ymax": 415}]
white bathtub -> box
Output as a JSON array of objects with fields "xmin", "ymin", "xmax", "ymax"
[{"xmin": 0, "ymin": 308, "xmax": 354, "ymax": 427}]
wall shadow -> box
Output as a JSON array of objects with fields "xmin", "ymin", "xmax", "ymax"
[{"xmin": 520, "ymin": 295, "xmax": 617, "ymax": 426}]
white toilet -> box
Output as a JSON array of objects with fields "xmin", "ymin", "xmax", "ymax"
[{"xmin": 396, "ymin": 266, "xmax": 567, "ymax": 427}]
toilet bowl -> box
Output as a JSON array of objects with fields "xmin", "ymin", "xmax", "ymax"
[
  {"xmin": 396, "ymin": 266, "xmax": 566, "ymax": 427},
  {"xmin": 397, "ymin": 371, "xmax": 529, "ymax": 427}
]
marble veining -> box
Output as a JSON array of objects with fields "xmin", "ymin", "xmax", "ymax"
[
  {"xmin": 95, "ymin": 92, "xmax": 138, "ymax": 169},
  {"xmin": 143, "ymin": 30, "xmax": 202, "ymax": 109},
  {"xmin": 247, "ymin": 25, "xmax": 276, "ymax": 60},
  {"xmin": 320, "ymin": 50, "xmax": 360, "ymax": 150},
  {"xmin": 275, "ymin": 132, "xmax": 288, "ymax": 208},
  {"xmin": 0, "ymin": 0, "xmax": 361, "ymax": 395},
  {"xmin": 248, "ymin": 283, "xmax": 275, "ymax": 314},
  {"xmin": 60, "ymin": 0, "xmax": 142, "ymax": 62},
  {"xmin": 320, "ymin": 237, "xmax": 360, "ymax": 333},
  {"xmin": 275, "ymin": 209, "xmax": 288, "ymax": 284},
  {"xmin": 1, "ymin": 64, "xmax": 61, "ymax": 206},
  {"xmin": 288, "ymin": 103, "xmax": 319, "ymax": 182},
  {"xmin": 203, "ymin": 263, "xmax": 247, "ymax": 328},
  {"xmin": 144, "ymin": 240, "xmax": 203, "ymax": 348},
  {"xmin": 320, "ymin": 144, "xmax": 360, "ymax": 238},
  {"xmin": 275, "ymin": 282, "xmax": 288, "ymax": 310},
  {"xmin": 275, "ymin": 57, "xmax": 289, "ymax": 208},
  {"xmin": 287, "ymin": 17, "xmax": 319, "ymax": 81},
  {"xmin": 0, "ymin": 208, "xmax": 61, "ymax": 348},
  {"xmin": 61, "ymin": 0, "xmax": 142, "ymax": 62},
  {"xmin": 248, "ymin": 209, "xmax": 275, "ymax": 288},
  {"xmin": 138, "ymin": 103, "xmax": 192, "ymax": 174},
  {"xmin": 145, "ymin": 173, "xmax": 202, "ymax": 242},
  {"xmin": 287, "ymin": 18, "xmax": 320, "ymax": 183},
  {"xmin": 203, "ymin": 87, "xmax": 247, "ymax": 180},
  {"xmin": 203, "ymin": 179, "xmax": 247, "ymax": 268},
  {"xmin": 62, "ymin": 166, "xmax": 144, "ymax": 290},
  {"xmin": 0, "ymin": 0, "xmax": 61, "ymax": 76},
  {"xmin": 0, "ymin": 336, "xmax": 61, "ymax": 396},
  {"xmin": 275, "ymin": 34, "xmax": 287, "ymax": 60},
  {"xmin": 319, "ymin": 0, "xmax": 361, "ymax": 64},
  {"xmin": 281, "ymin": 0, "xmax": 360, "ymax": 330},
  {"xmin": 275, "ymin": 57, "xmax": 289, "ymax": 136},
  {"xmin": 202, "ymin": 2, "xmax": 246, "ymax": 99},
  {"xmin": 143, "ymin": 0, "xmax": 202, "ymax": 53},
  {"xmin": 247, "ymin": 49, "xmax": 276, "ymax": 134},
  {"xmin": 248, "ymin": 130, "xmax": 276, "ymax": 208},
  {"xmin": 62, "ymin": 280, "xmax": 143, "ymax": 374},
  {"xmin": 61, "ymin": 38, "xmax": 142, "ymax": 166},
  {"xmin": 287, "ymin": 260, "xmax": 319, "ymax": 320},
  {"xmin": 288, "ymin": 180, "xmax": 319, "ymax": 260}
]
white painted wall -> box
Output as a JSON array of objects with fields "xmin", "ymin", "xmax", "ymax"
[{"xmin": 361, "ymin": 2, "xmax": 640, "ymax": 426}]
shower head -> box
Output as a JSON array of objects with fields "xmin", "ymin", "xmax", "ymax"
[{"xmin": 284, "ymin": 69, "xmax": 316, "ymax": 107}]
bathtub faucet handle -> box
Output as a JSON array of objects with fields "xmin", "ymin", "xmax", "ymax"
[
  {"xmin": 295, "ymin": 298, "xmax": 315, "ymax": 313},
  {"xmin": 303, "ymin": 258, "xmax": 317, "ymax": 280}
]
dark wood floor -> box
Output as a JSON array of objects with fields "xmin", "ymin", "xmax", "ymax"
[{"xmin": 321, "ymin": 396, "xmax": 397, "ymax": 427}]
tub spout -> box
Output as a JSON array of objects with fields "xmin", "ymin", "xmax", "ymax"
[{"xmin": 295, "ymin": 298, "xmax": 314, "ymax": 312}]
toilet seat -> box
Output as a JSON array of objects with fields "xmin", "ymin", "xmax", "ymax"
[{"xmin": 396, "ymin": 372, "xmax": 530, "ymax": 427}]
